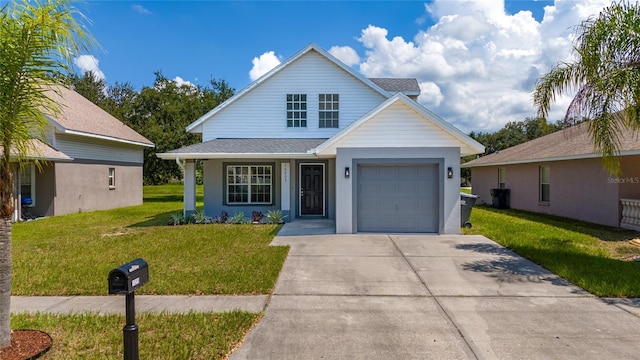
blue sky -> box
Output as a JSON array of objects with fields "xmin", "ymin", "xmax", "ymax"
[{"xmin": 71, "ymin": 0, "xmax": 612, "ymax": 133}]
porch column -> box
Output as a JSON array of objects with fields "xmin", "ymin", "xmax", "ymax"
[
  {"xmin": 281, "ymin": 162, "xmax": 291, "ymax": 220},
  {"xmin": 184, "ymin": 160, "xmax": 196, "ymax": 216}
]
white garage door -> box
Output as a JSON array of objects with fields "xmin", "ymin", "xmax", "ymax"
[{"xmin": 357, "ymin": 164, "xmax": 438, "ymax": 233}]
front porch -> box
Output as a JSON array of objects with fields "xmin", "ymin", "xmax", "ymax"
[{"xmin": 276, "ymin": 219, "xmax": 336, "ymax": 236}]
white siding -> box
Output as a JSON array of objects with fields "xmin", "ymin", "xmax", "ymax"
[
  {"xmin": 202, "ymin": 51, "xmax": 387, "ymax": 141},
  {"xmin": 54, "ymin": 133, "xmax": 144, "ymax": 163},
  {"xmin": 322, "ymin": 102, "xmax": 463, "ymax": 155}
]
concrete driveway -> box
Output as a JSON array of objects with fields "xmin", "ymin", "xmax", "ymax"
[{"xmin": 231, "ymin": 233, "xmax": 640, "ymax": 359}]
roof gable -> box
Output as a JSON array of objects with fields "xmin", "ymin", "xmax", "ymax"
[
  {"xmin": 186, "ymin": 43, "xmax": 392, "ymax": 134},
  {"xmin": 44, "ymin": 86, "xmax": 153, "ymax": 147},
  {"xmin": 315, "ymin": 93, "xmax": 484, "ymax": 157},
  {"xmin": 463, "ymin": 122, "xmax": 640, "ymax": 167}
]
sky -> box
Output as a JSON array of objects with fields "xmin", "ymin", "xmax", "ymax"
[{"xmin": 67, "ymin": 0, "xmax": 614, "ymax": 134}]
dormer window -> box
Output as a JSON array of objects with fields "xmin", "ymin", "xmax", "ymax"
[
  {"xmin": 286, "ymin": 94, "xmax": 307, "ymax": 127},
  {"xmin": 319, "ymin": 94, "xmax": 339, "ymax": 128}
]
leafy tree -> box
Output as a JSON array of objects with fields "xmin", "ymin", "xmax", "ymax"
[
  {"xmin": 533, "ymin": 1, "xmax": 640, "ymax": 174},
  {"xmin": 69, "ymin": 71, "xmax": 235, "ymax": 184},
  {"xmin": 0, "ymin": 0, "xmax": 96, "ymax": 348},
  {"xmin": 462, "ymin": 117, "xmax": 563, "ymax": 185}
]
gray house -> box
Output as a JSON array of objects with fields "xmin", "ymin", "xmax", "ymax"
[
  {"xmin": 10, "ymin": 86, "xmax": 154, "ymax": 221},
  {"xmin": 158, "ymin": 44, "xmax": 484, "ymax": 234}
]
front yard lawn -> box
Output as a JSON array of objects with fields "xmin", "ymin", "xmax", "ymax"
[
  {"xmin": 11, "ymin": 311, "xmax": 260, "ymax": 359},
  {"xmin": 464, "ymin": 205, "xmax": 640, "ymax": 297},
  {"xmin": 12, "ymin": 185, "xmax": 289, "ymax": 295}
]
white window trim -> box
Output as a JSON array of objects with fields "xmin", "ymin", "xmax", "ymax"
[
  {"xmin": 20, "ymin": 163, "xmax": 36, "ymax": 207},
  {"xmin": 108, "ymin": 167, "xmax": 116, "ymax": 189},
  {"xmin": 539, "ymin": 166, "xmax": 550, "ymax": 203},
  {"xmin": 226, "ymin": 164, "xmax": 273, "ymax": 205},
  {"xmin": 286, "ymin": 94, "xmax": 307, "ymax": 128},
  {"xmin": 498, "ymin": 167, "xmax": 506, "ymax": 189},
  {"xmin": 318, "ymin": 93, "xmax": 339, "ymax": 128}
]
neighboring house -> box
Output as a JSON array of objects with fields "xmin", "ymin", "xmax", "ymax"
[
  {"xmin": 8, "ymin": 86, "xmax": 154, "ymax": 221},
  {"xmin": 463, "ymin": 122, "xmax": 640, "ymax": 230},
  {"xmin": 158, "ymin": 44, "xmax": 484, "ymax": 234}
]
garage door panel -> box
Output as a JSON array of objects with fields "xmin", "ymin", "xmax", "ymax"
[{"xmin": 357, "ymin": 164, "xmax": 438, "ymax": 233}]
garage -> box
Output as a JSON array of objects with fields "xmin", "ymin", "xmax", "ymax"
[{"xmin": 357, "ymin": 163, "xmax": 439, "ymax": 233}]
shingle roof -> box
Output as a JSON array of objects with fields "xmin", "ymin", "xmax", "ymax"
[
  {"xmin": 44, "ymin": 86, "xmax": 154, "ymax": 147},
  {"xmin": 4, "ymin": 139, "xmax": 73, "ymax": 161},
  {"xmin": 163, "ymin": 138, "xmax": 328, "ymax": 155},
  {"xmin": 463, "ymin": 122, "xmax": 640, "ymax": 167},
  {"xmin": 368, "ymin": 78, "xmax": 420, "ymax": 94}
]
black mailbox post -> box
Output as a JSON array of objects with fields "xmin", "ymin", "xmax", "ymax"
[{"xmin": 108, "ymin": 258, "xmax": 149, "ymax": 360}]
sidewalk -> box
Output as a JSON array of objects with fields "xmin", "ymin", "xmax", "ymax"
[{"xmin": 10, "ymin": 295, "xmax": 268, "ymax": 314}]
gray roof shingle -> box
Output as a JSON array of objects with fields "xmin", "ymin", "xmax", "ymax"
[
  {"xmin": 368, "ymin": 78, "xmax": 420, "ymax": 94},
  {"xmin": 165, "ymin": 138, "xmax": 328, "ymax": 154},
  {"xmin": 463, "ymin": 122, "xmax": 640, "ymax": 167}
]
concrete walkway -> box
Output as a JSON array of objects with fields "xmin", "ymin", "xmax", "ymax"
[{"xmin": 231, "ymin": 233, "xmax": 640, "ymax": 360}]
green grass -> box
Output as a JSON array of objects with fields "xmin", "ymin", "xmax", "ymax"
[
  {"xmin": 12, "ymin": 185, "xmax": 289, "ymax": 295},
  {"xmin": 11, "ymin": 311, "xmax": 260, "ymax": 359},
  {"xmin": 460, "ymin": 187, "xmax": 472, "ymax": 194},
  {"xmin": 464, "ymin": 206, "xmax": 640, "ymax": 297}
]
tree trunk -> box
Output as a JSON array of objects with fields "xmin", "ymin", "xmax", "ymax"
[
  {"xmin": 0, "ymin": 218, "xmax": 11, "ymax": 348},
  {"xmin": 0, "ymin": 156, "xmax": 14, "ymax": 348}
]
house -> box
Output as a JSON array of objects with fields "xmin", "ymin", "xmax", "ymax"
[
  {"xmin": 157, "ymin": 44, "xmax": 484, "ymax": 234},
  {"xmin": 9, "ymin": 86, "xmax": 154, "ymax": 221},
  {"xmin": 462, "ymin": 122, "xmax": 640, "ymax": 230}
]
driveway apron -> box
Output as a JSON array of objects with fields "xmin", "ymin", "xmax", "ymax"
[{"xmin": 231, "ymin": 234, "xmax": 640, "ymax": 360}]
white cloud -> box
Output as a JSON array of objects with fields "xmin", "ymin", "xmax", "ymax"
[
  {"xmin": 132, "ymin": 4, "xmax": 151, "ymax": 15},
  {"xmin": 328, "ymin": 46, "xmax": 360, "ymax": 66},
  {"xmin": 173, "ymin": 76, "xmax": 194, "ymax": 88},
  {"xmin": 347, "ymin": 0, "xmax": 611, "ymax": 133},
  {"xmin": 249, "ymin": 51, "xmax": 281, "ymax": 81},
  {"xmin": 74, "ymin": 55, "xmax": 105, "ymax": 81}
]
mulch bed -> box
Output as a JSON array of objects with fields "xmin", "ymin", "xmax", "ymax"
[{"xmin": 0, "ymin": 330, "xmax": 52, "ymax": 360}]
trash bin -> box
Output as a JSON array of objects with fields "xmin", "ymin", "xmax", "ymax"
[
  {"xmin": 460, "ymin": 193, "xmax": 478, "ymax": 228},
  {"xmin": 490, "ymin": 188, "xmax": 510, "ymax": 209}
]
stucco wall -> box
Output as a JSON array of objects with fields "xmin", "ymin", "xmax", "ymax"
[
  {"xmin": 335, "ymin": 147, "xmax": 461, "ymax": 234},
  {"xmin": 203, "ymin": 158, "xmax": 337, "ymax": 221},
  {"xmin": 53, "ymin": 162, "xmax": 143, "ymax": 215},
  {"xmin": 618, "ymin": 155, "xmax": 640, "ymax": 199},
  {"xmin": 471, "ymin": 158, "xmax": 621, "ymax": 227}
]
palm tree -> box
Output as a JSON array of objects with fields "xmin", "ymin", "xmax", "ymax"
[
  {"xmin": 0, "ymin": 0, "xmax": 96, "ymax": 348},
  {"xmin": 533, "ymin": 1, "xmax": 640, "ymax": 175}
]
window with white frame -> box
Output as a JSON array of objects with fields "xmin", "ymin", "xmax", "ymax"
[
  {"xmin": 226, "ymin": 165, "xmax": 272, "ymax": 204},
  {"xmin": 286, "ymin": 94, "xmax": 307, "ymax": 127},
  {"xmin": 319, "ymin": 93, "xmax": 339, "ymax": 128},
  {"xmin": 498, "ymin": 168, "xmax": 506, "ymax": 189},
  {"xmin": 539, "ymin": 166, "xmax": 550, "ymax": 202},
  {"xmin": 20, "ymin": 164, "xmax": 35, "ymax": 206},
  {"xmin": 108, "ymin": 167, "xmax": 116, "ymax": 189}
]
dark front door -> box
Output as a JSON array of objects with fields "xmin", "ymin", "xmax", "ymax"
[{"xmin": 300, "ymin": 164, "xmax": 324, "ymax": 216}]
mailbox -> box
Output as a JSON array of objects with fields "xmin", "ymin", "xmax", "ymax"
[{"xmin": 108, "ymin": 258, "xmax": 149, "ymax": 294}]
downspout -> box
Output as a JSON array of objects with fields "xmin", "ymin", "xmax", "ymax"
[{"xmin": 175, "ymin": 157, "xmax": 185, "ymax": 170}]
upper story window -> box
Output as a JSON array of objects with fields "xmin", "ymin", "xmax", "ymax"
[
  {"xmin": 286, "ymin": 94, "xmax": 307, "ymax": 127},
  {"xmin": 319, "ymin": 94, "xmax": 339, "ymax": 128},
  {"xmin": 498, "ymin": 168, "xmax": 506, "ymax": 189},
  {"xmin": 539, "ymin": 166, "xmax": 550, "ymax": 203}
]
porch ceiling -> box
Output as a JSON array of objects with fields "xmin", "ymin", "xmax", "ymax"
[{"xmin": 157, "ymin": 138, "xmax": 329, "ymax": 160}]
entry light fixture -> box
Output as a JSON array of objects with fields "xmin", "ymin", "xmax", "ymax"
[
  {"xmin": 345, "ymin": 167, "xmax": 350, "ymax": 179},
  {"xmin": 447, "ymin": 167, "xmax": 454, "ymax": 179}
]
